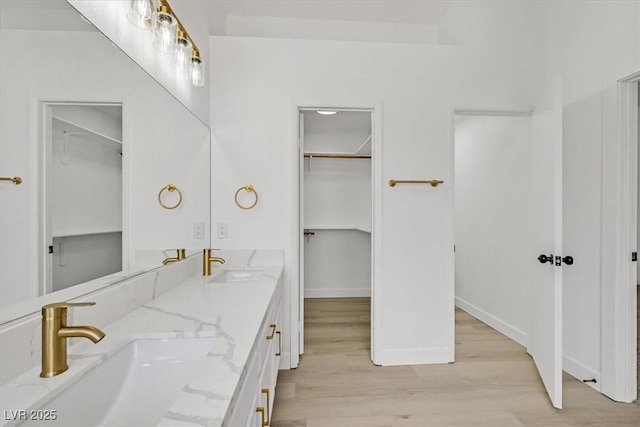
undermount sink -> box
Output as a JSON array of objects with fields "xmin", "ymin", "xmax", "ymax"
[
  {"xmin": 209, "ymin": 268, "xmax": 265, "ymax": 283},
  {"xmin": 22, "ymin": 337, "xmax": 215, "ymax": 426}
]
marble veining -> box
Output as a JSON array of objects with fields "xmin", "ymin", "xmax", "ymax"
[{"xmin": 0, "ymin": 250, "xmax": 283, "ymax": 427}]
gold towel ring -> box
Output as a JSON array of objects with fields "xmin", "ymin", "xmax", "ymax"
[
  {"xmin": 158, "ymin": 184, "xmax": 183, "ymax": 209},
  {"xmin": 235, "ymin": 184, "xmax": 258, "ymax": 210}
]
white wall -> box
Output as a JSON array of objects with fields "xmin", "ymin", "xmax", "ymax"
[
  {"xmin": 304, "ymin": 230, "xmax": 371, "ymax": 298},
  {"xmin": 52, "ymin": 233, "xmax": 122, "ymax": 291},
  {"xmin": 209, "ymin": 1, "xmax": 548, "ymax": 367},
  {"xmin": 0, "ymin": 29, "xmax": 210, "ymax": 308},
  {"xmin": 546, "ymin": 0, "xmax": 640, "ymax": 391},
  {"xmin": 454, "ymin": 115, "xmax": 532, "ymax": 345}
]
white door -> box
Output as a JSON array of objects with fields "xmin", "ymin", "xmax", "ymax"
[{"xmin": 529, "ymin": 84, "xmax": 564, "ymax": 409}]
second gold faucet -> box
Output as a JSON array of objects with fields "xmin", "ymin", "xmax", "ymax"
[{"xmin": 203, "ymin": 249, "xmax": 225, "ymax": 275}]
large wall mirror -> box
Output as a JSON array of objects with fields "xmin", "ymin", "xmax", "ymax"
[{"xmin": 0, "ymin": 0, "xmax": 211, "ymax": 323}]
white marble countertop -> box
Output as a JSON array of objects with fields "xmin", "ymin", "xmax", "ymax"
[{"xmin": 0, "ymin": 260, "xmax": 283, "ymax": 427}]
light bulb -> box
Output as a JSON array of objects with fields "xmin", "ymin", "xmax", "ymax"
[
  {"xmin": 152, "ymin": 7, "xmax": 177, "ymax": 53},
  {"xmin": 171, "ymin": 32, "xmax": 192, "ymax": 72},
  {"xmin": 127, "ymin": 0, "xmax": 152, "ymax": 29},
  {"xmin": 191, "ymin": 57, "xmax": 205, "ymax": 87}
]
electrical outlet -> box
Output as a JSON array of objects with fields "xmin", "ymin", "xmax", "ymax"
[
  {"xmin": 193, "ymin": 222, "xmax": 204, "ymax": 239},
  {"xmin": 217, "ymin": 222, "xmax": 228, "ymax": 239}
]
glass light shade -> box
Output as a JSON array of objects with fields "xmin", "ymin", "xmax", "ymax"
[
  {"xmin": 126, "ymin": 0, "xmax": 153, "ymax": 29},
  {"xmin": 190, "ymin": 57, "xmax": 205, "ymax": 87},
  {"xmin": 152, "ymin": 8, "xmax": 177, "ymax": 53},
  {"xmin": 171, "ymin": 33, "xmax": 192, "ymax": 72}
]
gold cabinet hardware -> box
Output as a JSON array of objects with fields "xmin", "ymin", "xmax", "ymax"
[
  {"xmin": 0, "ymin": 176, "xmax": 22, "ymax": 185},
  {"xmin": 256, "ymin": 407, "xmax": 267, "ymax": 427},
  {"xmin": 203, "ymin": 249, "xmax": 225, "ymax": 276},
  {"xmin": 40, "ymin": 302, "xmax": 105, "ymax": 378},
  {"xmin": 234, "ymin": 184, "xmax": 259, "ymax": 210},
  {"xmin": 388, "ymin": 179, "xmax": 444, "ymax": 187},
  {"xmin": 162, "ymin": 248, "xmax": 186, "ymax": 265},
  {"xmin": 262, "ymin": 388, "xmax": 270, "ymax": 426},
  {"xmin": 275, "ymin": 331, "xmax": 281, "ymax": 356},
  {"xmin": 158, "ymin": 183, "xmax": 183, "ymax": 209},
  {"xmin": 266, "ymin": 323, "xmax": 277, "ymax": 340}
]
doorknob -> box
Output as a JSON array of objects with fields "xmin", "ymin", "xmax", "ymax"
[
  {"xmin": 562, "ymin": 256, "xmax": 574, "ymax": 265},
  {"xmin": 538, "ymin": 254, "xmax": 553, "ymax": 264}
]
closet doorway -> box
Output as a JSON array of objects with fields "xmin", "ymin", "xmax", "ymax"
[
  {"xmin": 42, "ymin": 102, "xmax": 123, "ymax": 295},
  {"xmin": 298, "ymin": 108, "xmax": 374, "ymax": 359}
]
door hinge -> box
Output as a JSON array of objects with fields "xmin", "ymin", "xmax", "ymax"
[
  {"xmin": 632, "ymin": 252, "xmax": 637, "ymax": 262},
  {"xmin": 48, "ymin": 245, "xmax": 53, "ymax": 254}
]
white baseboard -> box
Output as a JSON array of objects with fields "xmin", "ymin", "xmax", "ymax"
[
  {"xmin": 375, "ymin": 346, "xmax": 454, "ymax": 366},
  {"xmin": 563, "ymin": 354, "xmax": 601, "ymax": 392},
  {"xmin": 278, "ymin": 351, "xmax": 292, "ymax": 370},
  {"xmin": 455, "ymin": 296, "xmax": 528, "ymax": 347},
  {"xmin": 304, "ymin": 288, "xmax": 371, "ymax": 298}
]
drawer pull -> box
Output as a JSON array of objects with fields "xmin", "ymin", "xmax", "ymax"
[
  {"xmin": 256, "ymin": 407, "xmax": 267, "ymax": 427},
  {"xmin": 262, "ymin": 388, "xmax": 270, "ymax": 426},
  {"xmin": 266, "ymin": 323, "xmax": 277, "ymax": 340},
  {"xmin": 275, "ymin": 331, "xmax": 281, "ymax": 356}
]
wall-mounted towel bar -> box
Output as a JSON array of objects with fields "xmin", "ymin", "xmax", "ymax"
[
  {"xmin": 388, "ymin": 179, "xmax": 444, "ymax": 187},
  {"xmin": 304, "ymin": 153, "xmax": 371, "ymax": 159},
  {"xmin": 1, "ymin": 176, "xmax": 22, "ymax": 185}
]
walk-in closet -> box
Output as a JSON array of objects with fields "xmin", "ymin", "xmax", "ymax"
[
  {"xmin": 301, "ymin": 109, "xmax": 372, "ymax": 299},
  {"xmin": 48, "ymin": 104, "xmax": 123, "ymax": 292}
]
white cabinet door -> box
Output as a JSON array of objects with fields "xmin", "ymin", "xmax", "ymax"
[{"xmin": 529, "ymin": 82, "xmax": 564, "ymax": 409}]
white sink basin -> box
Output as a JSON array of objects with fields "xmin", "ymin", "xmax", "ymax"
[
  {"xmin": 22, "ymin": 337, "xmax": 214, "ymax": 426},
  {"xmin": 209, "ymin": 268, "xmax": 265, "ymax": 283}
]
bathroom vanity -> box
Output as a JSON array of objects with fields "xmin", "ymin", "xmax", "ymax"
[{"xmin": 0, "ymin": 250, "xmax": 284, "ymax": 427}]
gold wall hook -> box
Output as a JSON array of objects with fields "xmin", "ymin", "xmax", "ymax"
[
  {"xmin": 0, "ymin": 176, "xmax": 22, "ymax": 185},
  {"xmin": 158, "ymin": 183, "xmax": 183, "ymax": 209},
  {"xmin": 235, "ymin": 184, "xmax": 259, "ymax": 210}
]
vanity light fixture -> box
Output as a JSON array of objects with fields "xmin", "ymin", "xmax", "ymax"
[
  {"xmin": 316, "ymin": 110, "xmax": 338, "ymax": 115},
  {"xmin": 128, "ymin": 0, "xmax": 205, "ymax": 87}
]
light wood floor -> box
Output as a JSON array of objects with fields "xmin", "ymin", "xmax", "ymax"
[{"xmin": 272, "ymin": 298, "xmax": 640, "ymax": 427}]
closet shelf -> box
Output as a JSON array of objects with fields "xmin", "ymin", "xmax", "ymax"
[
  {"xmin": 304, "ymin": 226, "xmax": 371, "ymax": 234},
  {"xmin": 53, "ymin": 116, "xmax": 122, "ymax": 152},
  {"xmin": 52, "ymin": 229, "xmax": 122, "ymax": 239}
]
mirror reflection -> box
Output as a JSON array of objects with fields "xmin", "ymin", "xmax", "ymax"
[{"xmin": 0, "ymin": 0, "xmax": 211, "ymax": 320}]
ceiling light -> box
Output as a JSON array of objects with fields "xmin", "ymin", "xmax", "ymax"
[{"xmin": 316, "ymin": 111, "xmax": 338, "ymax": 115}]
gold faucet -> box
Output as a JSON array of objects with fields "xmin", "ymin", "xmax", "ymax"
[
  {"xmin": 40, "ymin": 302, "xmax": 105, "ymax": 378},
  {"xmin": 162, "ymin": 248, "xmax": 186, "ymax": 265},
  {"xmin": 203, "ymin": 249, "xmax": 225, "ymax": 276}
]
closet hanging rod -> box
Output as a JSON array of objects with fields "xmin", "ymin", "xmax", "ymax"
[
  {"xmin": 304, "ymin": 153, "xmax": 371, "ymax": 159},
  {"xmin": 388, "ymin": 179, "xmax": 444, "ymax": 187}
]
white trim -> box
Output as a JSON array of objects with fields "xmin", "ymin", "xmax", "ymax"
[
  {"xmin": 455, "ymin": 108, "xmax": 533, "ymax": 117},
  {"xmin": 455, "ymin": 297, "xmax": 528, "ymax": 347},
  {"xmin": 601, "ymin": 71, "xmax": 639, "ymax": 402},
  {"xmin": 305, "ymin": 288, "xmax": 371, "ymax": 298},
  {"xmin": 563, "ymin": 355, "xmax": 601, "ymax": 392},
  {"xmin": 293, "ymin": 102, "xmax": 381, "ymax": 368},
  {"xmin": 377, "ymin": 346, "xmax": 453, "ymax": 366}
]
